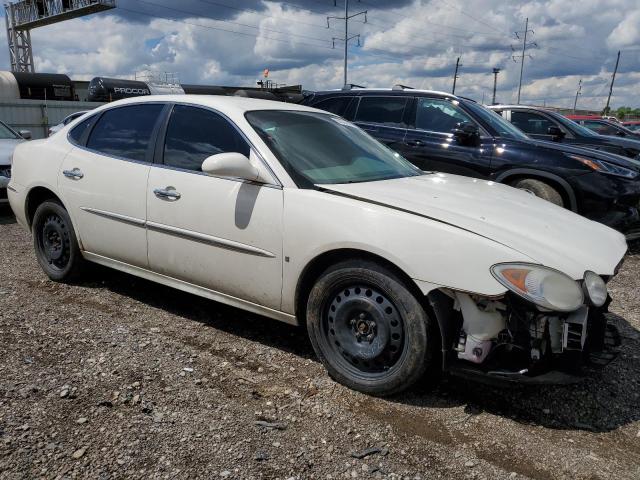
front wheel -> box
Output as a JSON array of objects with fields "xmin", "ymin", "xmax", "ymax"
[
  {"xmin": 32, "ymin": 200, "xmax": 85, "ymax": 282},
  {"xmin": 513, "ymin": 178, "xmax": 564, "ymax": 207},
  {"xmin": 306, "ymin": 260, "xmax": 434, "ymax": 396}
]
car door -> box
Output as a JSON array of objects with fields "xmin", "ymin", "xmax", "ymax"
[
  {"xmin": 146, "ymin": 104, "xmax": 284, "ymax": 310},
  {"xmin": 60, "ymin": 103, "xmax": 166, "ymax": 268},
  {"xmin": 352, "ymin": 96, "xmax": 409, "ymax": 150},
  {"xmin": 397, "ymin": 97, "xmax": 494, "ymax": 177}
]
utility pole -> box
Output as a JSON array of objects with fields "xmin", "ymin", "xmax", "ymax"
[
  {"xmin": 604, "ymin": 50, "xmax": 620, "ymax": 115},
  {"xmin": 328, "ymin": 0, "xmax": 367, "ymax": 88},
  {"xmin": 452, "ymin": 57, "xmax": 461, "ymax": 94},
  {"xmin": 512, "ymin": 18, "xmax": 536, "ymax": 104},
  {"xmin": 573, "ymin": 78, "xmax": 582, "ymax": 113},
  {"xmin": 492, "ymin": 67, "xmax": 501, "ymax": 104}
]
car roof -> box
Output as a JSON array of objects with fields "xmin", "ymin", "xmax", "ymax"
[
  {"xmin": 309, "ymin": 88, "xmax": 458, "ymax": 99},
  {"xmin": 97, "ymin": 94, "xmax": 323, "ymax": 116}
]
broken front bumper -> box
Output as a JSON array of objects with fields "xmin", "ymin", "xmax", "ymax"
[{"xmin": 428, "ymin": 291, "xmax": 622, "ymax": 386}]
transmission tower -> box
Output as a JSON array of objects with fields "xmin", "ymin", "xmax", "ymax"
[
  {"xmin": 4, "ymin": 0, "xmax": 116, "ymax": 72},
  {"xmin": 512, "ymin": 18, "xmax": 536, "ymax": 104},
  {"xmin": 328, "ymin": 0, "xmax": 367, "ymax": 88}
]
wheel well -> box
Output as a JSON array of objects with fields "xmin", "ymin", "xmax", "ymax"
[
  {"xmin": 25, "ymin": 187, "xmax": 63, "ymax": 227},
  {"xmin": 503, "ymin": 173, "xmax": 576, "ymax": 211},
  {"xmin": 294, "ymin": 249, "xmax": 425, "ymax": 326}
]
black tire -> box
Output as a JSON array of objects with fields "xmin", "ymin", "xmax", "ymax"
[
  {"xmin": 306, "ymin": 259, "xmax": 434, "ymax": 396},
  {"xmin": 32, "ymin": 200, "xmax": 85, "ymax": 282},
  {"xmin": 513, "ymin": 178, "xmax": 564, "ymax": 207}
]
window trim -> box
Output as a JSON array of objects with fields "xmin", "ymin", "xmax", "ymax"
[
  {"xmin": 69, "ymin": 102, "xmax": 169, "ymax": 164},
  {"xmin": 153, "ymin": 102, "xmax": 283, "ymax": 189}
]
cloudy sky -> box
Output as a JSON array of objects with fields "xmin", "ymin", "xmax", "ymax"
[{"xmin": 1, "ymin": 0, "xmax": 639, "ymax": 110}]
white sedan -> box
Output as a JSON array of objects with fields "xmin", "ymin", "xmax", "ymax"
[{"xmin": 7, "ymin": 95, "xmax": 626, "ymax": 395}]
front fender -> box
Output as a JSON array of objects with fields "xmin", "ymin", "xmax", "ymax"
[{"xmin": 281, "ymin": 189, "xmax": 529, "ymax": 314}]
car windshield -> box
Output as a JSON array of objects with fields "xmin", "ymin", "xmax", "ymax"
[
  {"xmin": 464, "ymin": 102, "xmax": 529, "ymax": 140},
  {"xmin": 0, "ymin": 121, "xmax": 18, "ymax": 139},
  {"xmin": 246, "ymin": 110, "xmax": 423, "ymax": 186},
  {"xmin": 548, "ymin": 112, "xmax": 600, "ymax": 137}
]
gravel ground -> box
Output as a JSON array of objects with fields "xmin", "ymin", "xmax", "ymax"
[{"xmin": 1, "ymin": 204, "xmax": 639, "ymax": 480}]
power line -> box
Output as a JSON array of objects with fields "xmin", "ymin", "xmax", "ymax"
[
  {"xmin": 130, "ymin": 0, "xmax": 336, "ymax": 45},
  {"xmin": 117, "ymin": 5, "xmax": 338, "ymax": 51}
]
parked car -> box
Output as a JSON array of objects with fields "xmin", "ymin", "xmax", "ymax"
[
  {"xmin": 301, "ymin": 88, "xmax": 640, "ymax": 237},
  {"xmin": 48, "ymin": 111, "xmax": 89, "ymax": 136},
  {"xmin": 488, "ymin": 105, "xmax": 640, "ymax": 159},
  {"xmin": 566, "ymin": 115, "xmax": 640, "ymax": 140},
  {"xmin": 8, "ymin": 95, "xmax": 625, "ymax": 394},
  {"xmin": 623, "ymin": 121, "xmax": 640, "ymax": 132},
  {"xmin": 0, "ymin": 119, "xmax": 30, "ymax": 205}
]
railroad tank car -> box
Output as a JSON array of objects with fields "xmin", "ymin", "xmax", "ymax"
[
  {"xmin": 87, "ymin": 77, "xmax": 152, "ymax": 102},
  {"xmin": 0, "ymin": 71, "xmax": 75, "ymax": 101}
]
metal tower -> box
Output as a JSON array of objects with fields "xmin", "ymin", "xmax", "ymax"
[{"xmin": 4, "ymin": 0, "xmax": 116, "ymax": 72}]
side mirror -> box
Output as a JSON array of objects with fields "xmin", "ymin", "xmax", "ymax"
[
  {"xmin": 201, "ymin": 152, "xmax": 272, "ymax": 184},
  {"xmin": 615, "ymin": 130, "xmax": 626, "ymax": 137},
  {"xmin": 547, "ymin": 125, "xmax": 565, "ymax": 140},
  {"xmin": 19, "ymin": 130, "xmax": 32, "ymax": 140},
  {"xmin": 452, "ymin": 122, "xmax": 480, "ymax": 145}
]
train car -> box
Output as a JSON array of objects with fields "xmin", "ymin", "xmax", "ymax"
[
  {"xmin": 181, "ymin": 84, "xmax": 228, "ymax": 96},
  {"xmin": 0, "ymin": 71, "xmax": 75, "ymax": 101},
  {"xmin": 87, "ymin": 77, "xmax": 151, "ymax": 102}
]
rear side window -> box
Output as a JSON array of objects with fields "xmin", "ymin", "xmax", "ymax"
[
  {"xmin": 163, "ymin": 105, "xmax": 250, "ymax": 172},
  {"xmin": 355, "ymin": 97, "xmax": 408, "ymax": 126},
  {"xmin": 312, "ymin": 97, "xmax": 353, "ymax": 116},
  {"xmin": 68, "ymin": 116, "xmax": 95, "ymax": 145},
  {"xmin": 511, "ymin": 111, "xmax": 555, "ymax": 135},
  {"xmin": 86, "ymin": 104, "xmax": 164, "ymax": 161}
]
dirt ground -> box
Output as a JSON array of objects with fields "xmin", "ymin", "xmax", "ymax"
[{"xmin": 1, "ymin": 205, "xmax": 639, "ymax": 480}]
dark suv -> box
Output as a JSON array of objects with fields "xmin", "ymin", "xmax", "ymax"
[
  {"xmin": 488, "ymin": 105, "xmax": 640, "ymax": 159},
  {"xmin": 301, "ymin": 87, "xmax": 640, "ymax": 238}
]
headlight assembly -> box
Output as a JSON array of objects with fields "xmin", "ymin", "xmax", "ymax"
[
  {"xmin": 566, "ymin": 154, "xmax": 639, "ymax": 179},
  {"xmin": 491, "ymin": 263, "xmax": 584, "ymax": 312},
  {"xmin": 583, "ymin": 270, "xmax": 607, "ymax": 307}
]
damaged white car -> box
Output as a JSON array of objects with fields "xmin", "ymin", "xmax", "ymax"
[{"xmin": 7, "ymin": 96, "xmax": 625, "ymax": 395}]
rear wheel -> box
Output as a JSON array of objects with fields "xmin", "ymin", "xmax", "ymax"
[
  {"xmin": 32, "ymin": 200, "xmax": 84, "ymax": 282},
  {"xmin": 306, "ymin": 260, "xmax": 434, "ymax": 396},
  {"xmin": 513, "ymin": 178, "xmax": 564, "ymax": 207}
]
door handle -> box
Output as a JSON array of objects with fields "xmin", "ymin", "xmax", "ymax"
[
  {"xmin": 63, "ymin": 168, "xmax": 84, "ymax": 179},
  {"xmin": 153, "ymin": 187, "xmax": 181, "ymax": 200},
  {"xmin": 406, "ymin": 139, "xmax": 424, "ymax": 147}
]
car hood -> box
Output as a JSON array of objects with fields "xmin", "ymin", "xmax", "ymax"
[
  {"xmin": 513, "ymin": 137, "xmax": 640, "ymax": 169},
  {"xmin": 321, "ymin": 173, "xmax": 627, "ymax": 279},
  {"xmin": 0, "ymin": 138, "xmax": 23, "ymax": 166}
]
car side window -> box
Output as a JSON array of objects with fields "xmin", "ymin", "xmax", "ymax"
[
  {"xmin": 163, "ymin": 105, "xmax": 250, "ymax": 172},
  {"xmin": 313, "ymin": 97, "xmax": 353, "ymax": 116},
  {"xmin": 86, "ymin": 104, "xmax": 164, "ymax": 161},
  {"xmin": 583, "ymin": 121, "xmax": 616, "ymax": 135},
  {"xmin": 415, "ymin": 98, "xmax": 475, "ymax": 133},
  {"xmin": 511, "ymin": 111, "xmax": 554, "ymax": 135},
  {"xmin": 68, "ymin": 116, "xmax": 95, "ymax": 145},
  {"xmin": 354, "ymin": 97, "xmax": 408, "ymax": 126}
]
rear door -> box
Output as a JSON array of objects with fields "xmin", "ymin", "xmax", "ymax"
[
  {"xmin": 60, "ymin": 103, "xmax": 166, "ymax": 268},
  {"xmin": 398, "ymin": 97, "xmax": 494, "ymax": 177},
  {"xmin": 351, "ymin": 96, "xmax": 408, "ymax": 150}
]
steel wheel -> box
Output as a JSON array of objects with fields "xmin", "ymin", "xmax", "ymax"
[
  {"xmin": 306, "ymin": 259, "xmax": 434, "ymax": 396},
  {"xmin": 323, "ymin": 285, "xmax": 405, "ymax": 377},
  {"xmin": 37, "ymin": 213, "xmax": 71, "ymax": 272},
  {"xmin": 32, "ymin": 200, "xmax": 85, "ymax": 282}
]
